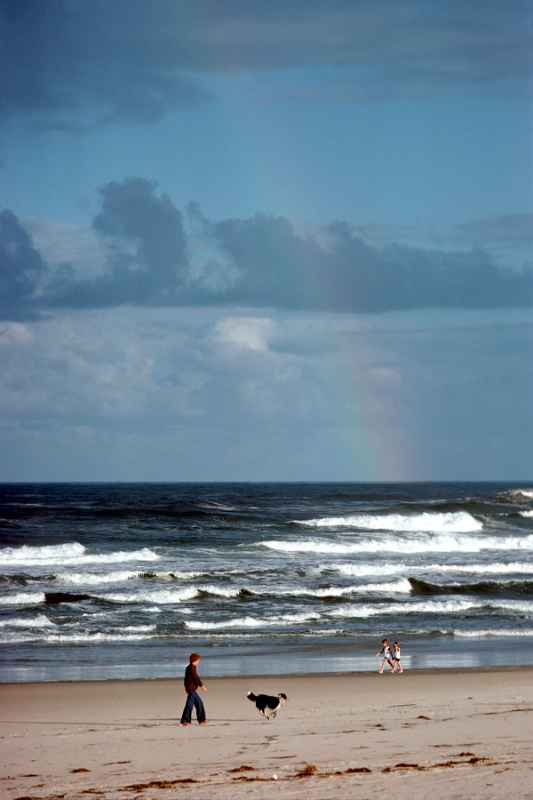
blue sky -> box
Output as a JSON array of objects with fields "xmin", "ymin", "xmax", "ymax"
[{"xmin": 1, "ymin": 0, "xmax": 532, "ymax": 481}]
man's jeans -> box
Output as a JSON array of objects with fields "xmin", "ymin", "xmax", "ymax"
[{"xmin": 181, "ymin": 690, "xmax": 206, "ymax": 723}]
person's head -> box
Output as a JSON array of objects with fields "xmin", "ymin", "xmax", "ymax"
[
  {"xmin": 382, "ymin": 638, "xmax": 388, "ymax": 645},
  {"xmin": 189, "ymin": 652, "xmax": 201, "ymax": 665},
  {"xmin": 394, "ymin": 640, "xmax": 400, "ymax": 646}
]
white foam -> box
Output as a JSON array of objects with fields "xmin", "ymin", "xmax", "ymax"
[
  {"xmin": 197, "ymin": 585, "xmax": 241, "ymax": 598},
  {"xmin": 453, "ymin": 629, "xmax": 533, "ymax": 638},
  {"xmin": 330, "ymin": 563, "xmax": 408, "ymax": 577},
  {"xmin": 421, "ymin": 562, "xmax": 533, "ymax": 575},
  {"xmin": 262, "ymin": 578, "xmax": 412, "ymax": 598},
  {"xmin": 116, "ymin": 625, "xmax": 156, "ymax": 633},
  {"xmin": 0, "ymin": 614, "xmax": 54, "ymax": 628},
  {"xmin": 59, "ymin": 570, "xmax": 140, "ymax": 585},
  {"xmin": 489, "ymin": 599, "xmax": 533, "ymax": 614},
  {"xmin": 185, "ymin": 612, "xmax": 321, "ymax": 630},
  {"xmin": 354, "ymin": 579, "xmax": 412, "ymax": 594},
  {"xmin": 329, "ymin": 598, "xmax": 533, "ymax": 619},
  {"xmin": 329, "ymin": 599, "xmax": 484, "ymax": 618},
  {"xmin": 1, "ymin": 631, "xmax": 158, "ymax": 644},
  {"xmin": 0, "ymin": 542, "xmax": 159, "ymax": 566},
  {"xmin": 510, "ymin": 489, "xmax": 533, "ymax": 501},
  {"xmin": 261, "ymin": 533, "xmax": 533, "ymax": 556},
  {"xmin": 100, "ymin": 587, "xmax": 198, "ymax": 604},
  {"xmin": 101, "ymin": 584, "xmax": 250, "ymax": 602},
  {"xmin": 296, "ymin": 511, "xmax": 482, "ymax": 534},
  {"xmin": 198, "ymin": 501, "xmax": 237, "ymax": 511},
  {"xmin": 0, "ymin": 592, "xmax": 45, "ymax": 606},
  {"xmin": 0, "ymin": 542, "xmax": 85, "ymax": 564},
  {"xmin": 520, "ymin": 511, "xmax": 533, "ymax": 518},
  {"xmin": 327, "ymin": 561, "xmax": 533, "ymax": 578}
]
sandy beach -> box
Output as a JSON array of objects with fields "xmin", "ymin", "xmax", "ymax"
[{"xmin": 1, "ymin": 667, "xmax": 532, "ymax": 799}]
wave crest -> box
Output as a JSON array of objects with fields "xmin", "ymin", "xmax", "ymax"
[
  {"xmin": 185, "ymin": 612, "xmax": 321, "ymax": 630},
  {"xmin": 0, "ymin": 592, "xmax": 45, "ymax": 606},
  {"xmin": 0, "ymin": 614, "xmax": 54, "ymax": 628},
  {"xmin": 295, "ymin": 511, "xmax": 482, "ymax": 533},
  {"xmin": 409, "ymin": 577, "xmax": 533, "ymax": 596},
  {"xmin": 260, "ymin": 533, "xmax": 533, "ymax": 555},
  {"xmin": 0, "ymin": 542, "xmax": 159, "ymax": 566}
]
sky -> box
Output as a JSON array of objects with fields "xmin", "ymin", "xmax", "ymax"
[{"xmin": 1, "ymin": 0, "xmax": 532, "ymax": 481}]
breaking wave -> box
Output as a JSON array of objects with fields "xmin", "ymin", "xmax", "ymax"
[
  {"xmin": 295, "ymin": 511, "xmax": 482, "ymax": 533},
  {"xmin": 266, "ymin": 579, "xmax": 412, "ymax": 598},
  {"xmin": 453, "ymin": 628, "xmax": 533, "ymax": 638},
  {"xmin": 260, "ymin": 533, "xmax": 533, "ymax": 555},
  {"xmin": 2, "ymin": 631, "xmax": 158, "ymax": 644},
  {"xmin": 409, "ymin": 577, "xmax": 533, "ymax": 596},
  {"xmin": 329, "ymin": 599, "xmax": 484, "ymax": 618},
  {"xmin": 58, "ymin": 571, "xmax": 141, "ymax": 585},
  {"xmin": 101, "ymin": 587, "xmax": 199, "ymax": 604},
  {"xmin": 0, "ymin": 614, "xmax": 54, "ymax": 628},
  {"xmin": 328, "ymin": 562, "xmax": 533, "ymax": 578},
  {"xmin": 419, "ymin": 562, "xmax": 533, "ymax": 575},
  {"xmin": 507, "ymin": 489, "xmax": 533, "ymax": 502},
  {"xmin": 185, "ymin": 612, "xmax": 321, "ymax": 630},
  {"xmin": 330, "ymin": 598, "xmax": 533, "ymax": 619},
  {"xmin": 0, "ymin": 542, "xmax": 159, "ymax": 567},
  {"xmin": 0, "ymin": 592, "xmax": 45, "ymax": 606},
  {"xmin": 326, "ymin": 563, "xmax": 407, "ymax": 577}
]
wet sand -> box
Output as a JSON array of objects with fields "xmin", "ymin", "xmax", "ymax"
[{"xmin": 1, "ymin": 668, "xmax": 532, "ymax": 799}]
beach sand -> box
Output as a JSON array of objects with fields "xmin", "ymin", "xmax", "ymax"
[{"xmin": 1, "ymin": 668, "xmax": 532, "ymax": 799}]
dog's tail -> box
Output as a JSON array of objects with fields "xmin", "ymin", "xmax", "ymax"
[{"xmin": 246, "ymin": 691, "xmax": 257, "ymax": 702}]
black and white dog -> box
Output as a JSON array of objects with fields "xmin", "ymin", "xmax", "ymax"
[{"xmin": 246, "ymin": 691, "xmax": 288, "ymax": 719}]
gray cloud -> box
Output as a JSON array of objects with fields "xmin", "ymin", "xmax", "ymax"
[
  {"xmin": 1, "ymin": 307, "xmax": 532, "ymax": 481},
  {"xmin": 3, "ymin": 180, "xmax": 533, "ymax": 317},
  {"xmin": 0, "ymin": 0, "xmax": 211, "ymax": 132},
  {"xmin": 1, "ymin": 1, "xmax": 531, "ymax": 131},
  {"xmin": 49, "ymin": 178, "xmax": 188, "ymax": 307},
  {"xmin": 0, "ymin": 209, "xmax": 47, "ymax": 319},
  {"xmin": 455, "ymin": 214, "xmax": 533, "ymax": 245},
  {"xmin": 210, "ymin": 215, "xmax": 533, "ymax": 312}
]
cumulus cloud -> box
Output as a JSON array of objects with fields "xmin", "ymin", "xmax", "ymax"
[
  {"xmin": 0, "ymin": 209, "xmax": 48, "ymax": 319},
  {"xmin": 48, "ymin": 178, "xmax": 188, "ymax": 307},
  {"xmin": 3, "ymin": 181, "xmax": 533, "ymax": 317},
  {"xmin": 209, "ymin": 214, "xmax": 533, "ymax": 312},
  {"xmin": 214, "ymin": 317, "xmax": 275, "ymax": 352},
  {"xmin": 1, "ymin": 1, "xmax": 531, "ymax": 132}
]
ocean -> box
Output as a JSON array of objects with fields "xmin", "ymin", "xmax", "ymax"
[{"xmin": 1, "ymin": 482, "xmax": 533, "ymax": 683}]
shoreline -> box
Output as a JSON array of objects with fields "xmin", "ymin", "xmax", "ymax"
[
  {"xmin": 1, "ymin": 661, "xmax": 532, "ymax": 687},
  {"xmin": 2, "ymin": 666, "xmax": 533, "ymax": 799}
]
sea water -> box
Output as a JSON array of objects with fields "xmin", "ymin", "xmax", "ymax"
[{"xmin": 1, "ymin": 482, "xmax": 533, "ymax": 682}]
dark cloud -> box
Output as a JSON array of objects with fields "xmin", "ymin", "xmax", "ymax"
[
  {"xmin": 1, "ymin": 1, "xmax": 531, "ymax": 131},
  {"xmin": 208, "ymin": 214, "xmax": 533, "ymax": 312},
  {"xmin": 3, "ymin": 178, "xmax": 533, "ymax": 317},
  {"xmin": 50, "ymin": 178, "xmax": 188, "ymax": 307},
  {"xmin": 41, "ymin": 181, "xmax": 533, "ymax": 314},
  {"xmin": 0, "ymin": 209, "xmax": 47, "ymax": 319},
  {"xmin": 0, "ymin": 0, "xmax": 211, "ymax": 132}
]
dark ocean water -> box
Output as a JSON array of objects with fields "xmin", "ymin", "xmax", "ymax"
[{"xmin": 1, "ymin": 482, "xmax": 533, "ymax": 682}]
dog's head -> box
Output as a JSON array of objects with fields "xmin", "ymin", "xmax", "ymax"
[{"xmin": 277, "ymin": 693, "xmax": 288, "ymax": 703}]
